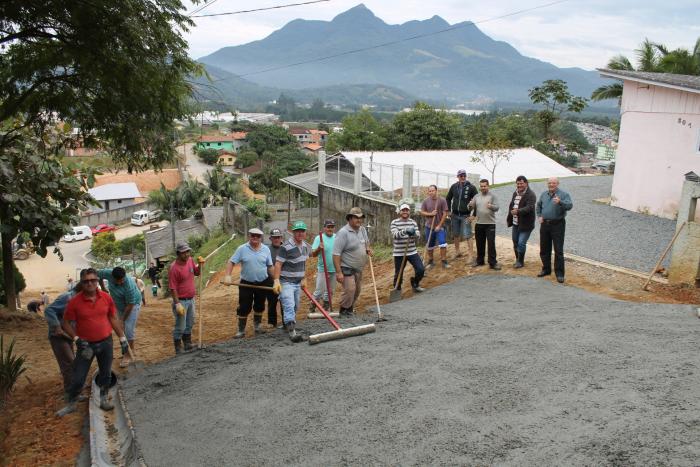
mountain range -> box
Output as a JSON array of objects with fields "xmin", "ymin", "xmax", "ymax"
[{"xmin": 197, "ymin": 4, "xmax": 606, "ymax": 107}]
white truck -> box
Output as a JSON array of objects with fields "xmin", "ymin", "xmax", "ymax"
[{"xmin": 131, "ymin": 209, "xmax": 162, "ymax": 226}]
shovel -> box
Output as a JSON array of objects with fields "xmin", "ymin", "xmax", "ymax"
[
  {"xmin": 389, "ymin": 241, "xmax": 410, "ymax": 303},
  {"xmin": 124, "ymin": 342, "xmax": 146, "ymax": 376}
]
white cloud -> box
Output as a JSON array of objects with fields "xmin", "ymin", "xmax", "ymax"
[{"xmin": 182, "ymin": 0, "xmax": 700, "ymax": 69}]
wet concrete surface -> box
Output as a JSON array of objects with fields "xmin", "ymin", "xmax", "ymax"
[{"xmin": 123, "ymin": 275, "xmax": 700, "ymax": 466}]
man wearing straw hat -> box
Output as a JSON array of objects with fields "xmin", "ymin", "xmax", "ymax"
[
  {"xmin": 333, "ymin": 207, "xmax": 372, "ymax": 317},
  {"xmin": 224, "ymin": 228, "xmax": 274, "ymax": 338}
]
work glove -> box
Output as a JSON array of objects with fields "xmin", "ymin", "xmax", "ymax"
[
  {"xmin": 119, "ymin": 337, "xmax": 129, "ymax": 356},
  {"xmin": 300, "ymin": 279, "xmax": 308, "ymax": 290},
  {"xmin": 272, "ymin": 279, "xmax": 282, "ymax": 295},
  {"xmin": 175, "ymin": 302, "xmax": 186, "ymax": 316},
  {"xmin": 405, "ymin": 227, "xmax": 416, "ymax": 237},
  {"xmin": 76, "ymin": 338, "xmax": 93, "ymax": 360},
  {"xmin": 197, "ymin": 255, "xmax": 205, "ymax": 264},
  {"xmin": 223, "ymin": 275, "xmax": 233, "ymax": 285}
]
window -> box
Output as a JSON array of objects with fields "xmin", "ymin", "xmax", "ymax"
[{"xmin": 117, "ymin": 199, "xmax": 122, "ymax": 204}]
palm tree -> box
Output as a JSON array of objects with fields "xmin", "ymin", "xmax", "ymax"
[{"xmin": 593, "ymin": 38, "xmax": 700, "ymax": 104}]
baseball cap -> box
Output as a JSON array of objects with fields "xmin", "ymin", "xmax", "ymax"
[
  {"xmin": 291, "ymin": 220, "xmax": 307, "ymax": 231},
  {"xmin": 345, "ymin": 207, "xmax": 365, "ymax": 220},
  {"xmin": 323, "ymin": 219, "xmax": 336, "ymax": 227},
  {"xmin": 269, "ymin": 228, "xmax": 283, "ymax": 237},
  {"xmin": 248, "ymin": 227, "xmax": 264, "ymax": 236},
  {"xmin": 398, "ymin": 203, "xmax": 411, "ymax": 212},
  {"xmin": 175, "ymin": 241, "xmax": 191, "ymax": 253},
  {"xmin": 457, "ymin": 169, "xmax": 467, "ymax": 176}
]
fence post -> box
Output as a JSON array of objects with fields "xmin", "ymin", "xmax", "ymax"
[
  {"xmin": 353, "ymin": 157, "xmax": 363, "ymax": 194},
  {"xmin": 318, "ymin": 151, "xmax": 326, "ymax": 185},
  {"xmin": 403, "ymin": 164, "xmax": 413, "ymax": 202}
]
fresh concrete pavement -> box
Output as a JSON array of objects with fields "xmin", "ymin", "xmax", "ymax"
[{"xmin": 123, "ymin": 275, "xmax": 699, "ymax": 466}]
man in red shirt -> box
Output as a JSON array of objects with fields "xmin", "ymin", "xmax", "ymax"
[
  {"xmin": 57, "ymin": 268, "xmax": 128, "ymax": 416},
  {"xmin": 168, "ymin": 241, "xmax": 203, "ymax": 354}
]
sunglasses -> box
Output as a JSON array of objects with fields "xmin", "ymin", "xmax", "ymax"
[
  {"xmin": 249, "ymin": 234, "xmax": 262, "ymax": 238},
  {"xmin": 82, "ymin": 279, "xmax": 99, "ymax": 284},
  {"xmin": 458, "ymin": 174, "xmax": 466, "ymax": 177}
]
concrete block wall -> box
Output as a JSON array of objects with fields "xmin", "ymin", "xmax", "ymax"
[
  {"xmin": 669, "ymin": 177, "xmax": 700, "ymax": 286},
  {"xmin": 80, "ymin": 201, "xmax": 155, "ymax": 227}
]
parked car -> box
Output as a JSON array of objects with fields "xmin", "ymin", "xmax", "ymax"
[
  {"xmin": 131, "ymin": 209, "xmax": 162, "ymax": 226},
  {"xmin": 63, "ymin": 225, "xmax": 93, "ymax": 242},
  {"xmin": 91, "ymin": 224, "xmax": 118, "ymax": 235}
]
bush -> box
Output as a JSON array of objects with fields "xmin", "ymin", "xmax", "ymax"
[
  {"xmin": 245, "ymin": 199, "xmax": 270, "ymax": 221},
  {"xmin": 91, "ymin": 232, "xmax": 120, "ymax": 265},
  {"xmin": 197, "ymin": 148, "xmax": 221, "ymax": 165},
  {"xmin": 118, "ymin": 233, "xmax": 145, "ymax": 256},
  {"xmin": 187, "ymin": 233, "xmax": 207, "ymax": 252},
  {"xmin": 0, "ymin": 261, "xmax": 26, "ymax": 306},
  {"xmin": 0, "ymin": 335, "xmax": 27, "ymax": 408}
]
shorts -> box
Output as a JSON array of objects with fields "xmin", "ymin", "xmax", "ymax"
[
  {"xmin": 425, "ymin": 227, "xmax": 447, "ymax": 251},
  {"xmin": 451, "ymin": 214, "xmax": 473, "ymax": 239}
]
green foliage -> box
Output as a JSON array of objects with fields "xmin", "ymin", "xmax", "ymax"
[
  {"xmin": 235, "ymin": 149, "xmax": 258, "ymax": 168},
  {"xmin": 197, "ymin": 148, "xmax": 221, "ymax": 165},
  {"xmin": 148, "ymin": 180, "xmax": 212, "ymax": 220},
  {"xmin": 529, "ymin": 80, "xmax": 587, "ymax": 138},
  {"xmin": 264, "ymin": 94, "xmax": 348, "ymax": 121},
  {"xmin": 118, "ymin": 233, "xmax": 145, "ymax": 256},
  {"xmin": 0, "ymin": 335, "xmax": 27, "ymax": 408},
  {"xmin": 205, "ymin": 165, "xmax": 243, "ymax": 204},
  {"xmin": 470, "ymin": 139, "xmax": 514, "ymax": 185},
  {"xmin": 327, "ymin": 109, "xmax": 387, "ymax": 151},
  {"xmin": 187, "ymin": 233, "xmax": 207, "ymax": 252},
  {"xmin": 247, "ymin": 124, "xmax": 296, "ymax": 157},
  {"xmin": 389, "ymin": 102, "xmax": 464, "ymax": 150},
  {"xmin": 193, "ymin": 232, "xmax": 244, "ymax": 287},
  {"xmin": 249, "ymin": 147, "xmax": 311, "ymax": 194},
  {"xmin": 244, "ymin": 199, "xmax": 270, "ymax": 221},
  {"xmin": 91, "ymin": 232, "xmax": 121, "ymax": 265},
  {"xmin": 0, "ymin": 260, "xmax": 26, "ymax": 306}
]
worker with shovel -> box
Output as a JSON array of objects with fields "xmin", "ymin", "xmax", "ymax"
[
  {"xmin": 390, "ymin": 204, "xmax": 426, "ymax": 295},
  {"xmin": 333, "ymin": 207, "xmax": 372, "ymax": 317},
  {"xmin": 274, "ymin": 221, "xmax": 311, "ymax": 343},
  {"xmin": 309, "ymin": 219, "xmax": 337, "ymax": 312},
  {"xmin": 224, "ymin": 228, "xmax": 274, "ymax": 338},
  {"xmin": 168, "ymin": 241, "xmax": 203, "ymax": 354},
  {"xmin": 420, "ymin": 185, "xmax": 450, "ymax": 269}
]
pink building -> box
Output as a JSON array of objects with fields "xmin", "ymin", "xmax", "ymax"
[{"xmin": 598, "ymin": 70, "xmax": 700, "ymax": 220}]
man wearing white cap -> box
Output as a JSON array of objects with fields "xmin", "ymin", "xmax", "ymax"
[
  {"xmin": 445, "ymin": 169, "xmax": 477, "ymax": 261},
  {"xmin": 224, "ymin": 228, "xmax": 274, "ymax": 338},
  {"xmin": 390, "ymin": 204, "xmax": 425, "ymax": 292}
]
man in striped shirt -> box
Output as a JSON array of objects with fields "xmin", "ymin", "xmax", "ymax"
[
  {"xmin": 390, "ymin": 204, "xmax": 425, "ymax": 293},
  {"xmin": 273, "ymin": 220, "xmax": 310, "ymax": 343}
]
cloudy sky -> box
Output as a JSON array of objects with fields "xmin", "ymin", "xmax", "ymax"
[{"xmin": 182, "ymin": 0, "xmax": 699, "ymax": 71}]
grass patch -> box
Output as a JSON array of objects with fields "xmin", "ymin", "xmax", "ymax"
[
  {"xmin": 195, "ymin": 231, "xmax": 245, "ymax": 287},
  {"xmin": 371, "ymin": 244, "xmax": 394, "ymax": 262}
]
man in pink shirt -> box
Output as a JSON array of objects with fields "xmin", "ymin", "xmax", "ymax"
[{"xmin": 168, "ymin": 241, "xmax": 203, "ymax": 354}]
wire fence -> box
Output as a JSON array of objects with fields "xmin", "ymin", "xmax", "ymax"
[{"xmin": 361, "ymin": 161, "xmax": 456, "ymax": 204}]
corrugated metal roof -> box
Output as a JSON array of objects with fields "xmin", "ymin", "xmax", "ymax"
[
  {"xmin": 88, "ymin": 182, "xmax": 141, "ymax": 201},
  {"xmin": 597, "ymin": 69, "xmax": 700, "ymax": 94},
  {"xmin": 145, "ymin": 218, "xmax": 209, "ymax": 259},
  {"xmin": 342, "ymin": 148, "xmax": 577, "ymax": 186}
]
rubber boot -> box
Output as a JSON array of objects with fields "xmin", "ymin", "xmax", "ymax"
[
  {"xmin": 253, "ymin": 313, "xmax": 263, "ymax": 334},
  {"xmin": 339, "ymin": 306, "xmax": 353, "ymax": 317},
  {"xmin": 518, "ymin": 251, "xmax": 525, "ymax": 268},
  {"xmin": 308, "ymin": 301, "xmax": 317, "ymax": 314},
  {"xmin": 514, "ymin": 249, "xmax": 524, "ymax": 269},
  {"xmin": 182, "ymin": 334, "xmax": 193, "ymax": 351},
  {"xmin": 235, "ymin": 317, "xmax": 247, "ymax": 338},
  {"xmin": 174, "ymin": 338, "xmax": 182, "ymax": 355},
  {"xmin": 99, "ymin": 387, "xmax": 114, "ymax": 411},
  {"xmin": 56, "ymin": 401, "xmax": 77, "ymax": 417},
  {"xmin": 322, "ymin": 300, "xmax": 330, "ymax": 311},
  {"xmin": 286, "ymin": 322, "xmax": 303, "ymax": 343}
]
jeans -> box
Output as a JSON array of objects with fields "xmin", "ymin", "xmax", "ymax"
[
  {"xmin": 475, "ymin": 224, "xmax": 497, "ymax": 266},
  {"xmin": 540, "ymin": 219, "xmax": 566, "ymax": 277},
  {"xmin": 172, "ymin": 298, "xmax": 195, "ymax": 340},
  {"xmin": 312, "ymin": 271, "xmax": 336, "ymax": 302},
  {"xmin": 49, "ymin": 335, "xmax": 75, "ymax": 393},
  {"xmin": 339, "ymin": 268, "xmax": 363, "ymax": 309},
  {"xmin": 67, "ymin": 336, "xmax": 112, "ymax": 401},
  {"xmin": 511, "ymin": 225, "xmax": 533, "ymax": 256},
  {"xmin": 279, "ymin": 281, "xmax": 301, "ymax": 324},
  {"xmin": 393, "ymin": 253, "xmax": 425, "ymax": 289},
  {"xmin": 121, "ymin": 303, "xmax": 141, "ymax": 341},
  {"xmin": 450, "ymin": 214, "xmax": 473, "ymax": 239}
]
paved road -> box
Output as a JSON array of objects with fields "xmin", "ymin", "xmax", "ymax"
[
  {"xmin": 488, "ymin": 175, "xmax": 676, "ymax": 272},
  {"xmin": 16, "ymin": 221, "xmax": 169, "ymax": 293},
  {"xmin": 124, "ymin": 275, "xmax": 699, "ymax": 466},
  {"xmin": 179, "ymin": 142, "xmax": 209, "ymax": 182}
]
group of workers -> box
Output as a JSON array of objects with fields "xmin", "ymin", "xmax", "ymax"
[{"xmin": 45, "ymin": 171, "xmax": 571, "ymax": 417}]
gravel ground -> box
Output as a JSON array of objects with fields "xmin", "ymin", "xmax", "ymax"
[
  {"xmin": 488, "ymin": 175, "xmax": 676, "ymax": 272},
  {"xmin": 123, "ymin": 276, "xmax": 699, "ymax": 466}
]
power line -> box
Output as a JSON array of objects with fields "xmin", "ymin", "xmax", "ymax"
[
  {"xmin": 192, "ymin": 0, "xmax": 331, "ymax": 18},
  {"xmin": 210, "ymin": 0, "xmax": 571, "ymax": 82},
  {"xmin": 187, "ymin": 0, "xmax": 222, "ymax": 17}
]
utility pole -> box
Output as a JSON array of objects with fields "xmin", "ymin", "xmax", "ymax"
[{"xmin": 170, "ymin": 197, "xmax": 177, "ymax": 254}]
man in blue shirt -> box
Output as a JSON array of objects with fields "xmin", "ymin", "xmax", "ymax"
[
  {"xmin": 224, "ymin": 227, "xmax": 274, "ymax": 338},
  {"xmin": 535, "ymin": 177, "xmax": 573, "ymax": 283},
  {"xmin": 309, "ymin": 219, "xmax": 336, "ymax": 312},
  {"xmin": 97, "ymin": 266, "xmax": 142, "ymax": 367}
]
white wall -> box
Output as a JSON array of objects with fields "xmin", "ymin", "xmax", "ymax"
[{"xmin": 611, "ymin": 81, "xmax": 700, "ymax": 219}]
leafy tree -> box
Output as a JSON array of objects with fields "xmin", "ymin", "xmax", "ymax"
[
  {"xmin": 118, "ymin": 233, "xmax": 145, "ymax": 256},
  {"xmin": 205, "ymin": 165, "xmax": 243, "ymax": 204},
  {"xmin": 327, "ymin": 109, "xmax": 387, "ymax": 151},
  {"xmin": 528, "ymin": 80, "xmax": 587, "ymax": 139},
  {"xmin": 197, "ymin": 148, "xmax": 221, "ymax": 165},
  {"xmin": 389, "ymin": 102, "xmax": 464, "ymax": 150},
  {"xmin": 91, "ymin": 232, "xmax": 121, "ymax": 265},
  {"xmin": 0, "ymin": 0, "xmax": 201, "ymax": 310},
  {"xmin": 247, "ymin": 124, "xmax": 296, "ymax": 157},
  {"xmin": 0, "ymin": 259, "xmax": 26, "ymax": 306},
  {"xmin": 148, "ymin": 181, "xmax": 212, "ymax": 220},
  {"xmin": 235, "ymin": 149, "xmax": 258, "ymax": 169}
]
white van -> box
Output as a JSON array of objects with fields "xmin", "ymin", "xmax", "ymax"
[
  {"xmin": 63, "ymin": 226, "xmax": 93, "ymax": 242},
  {"xmin": 131, "ymin": 209, "xmax": 162, "ymax": 226}
]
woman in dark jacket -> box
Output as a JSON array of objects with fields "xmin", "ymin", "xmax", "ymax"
[{"xmin": 506, "ymin": 175, "xmax": 537, "ymax": 268}]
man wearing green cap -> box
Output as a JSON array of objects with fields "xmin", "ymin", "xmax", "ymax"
[{"xmin": 273, "ymin": 220, "xmax": 310, "ymax": 343}]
